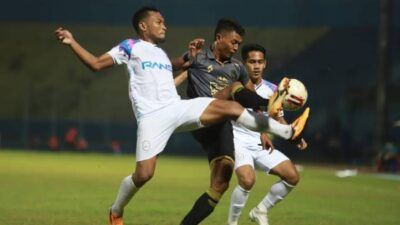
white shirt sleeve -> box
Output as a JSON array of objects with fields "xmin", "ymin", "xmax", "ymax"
[{"xmin": 107, "ymin": 39, "xmax": 135, "ymax": 65}]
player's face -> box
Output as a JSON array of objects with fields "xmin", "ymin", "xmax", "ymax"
[
  {"xmin": 142, "ymin": 11, "xmax": 167, "ymax": 44},
  {"xmin": 216, "ymin": 31, "xmax": 243, "ymax": 59},
  {"xmin": 244, "ymin": 51, "xmax": 266, "ymax": 83}
]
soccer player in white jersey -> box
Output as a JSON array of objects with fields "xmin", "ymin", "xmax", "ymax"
[
  {"xmin": 55, "ymin": 6, "xmax": 309, "ymax": 225},
  {"xmin": 227, "ymin": 44, "xmax": 308, "ymax": 225}
]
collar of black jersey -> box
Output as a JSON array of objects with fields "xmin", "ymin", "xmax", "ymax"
[{"xmin": 206, "ymin": 46, "xmax": 232, "ymax": 64}]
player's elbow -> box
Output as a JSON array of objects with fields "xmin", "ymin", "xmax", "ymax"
[
  {"xmin": 89, "ymin": 62, "xmax": 103, "ymax": 72},
  {"xmin": 90, "ymin": 65, "xmax": 102, "ymax": 72}
]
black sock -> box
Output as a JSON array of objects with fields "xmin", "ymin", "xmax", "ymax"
[
  {"xmin": 233, "ymin": 88, "xmax": 268, "ymax": 111},
  {"xmin": 180, "ymin": 192, "xmax": 219, "ymax": 225}
]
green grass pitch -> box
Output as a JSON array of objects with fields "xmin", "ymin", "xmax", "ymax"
[{"xmin": 1, "ymin": 150, "xmax": 399, "ymax": 225}]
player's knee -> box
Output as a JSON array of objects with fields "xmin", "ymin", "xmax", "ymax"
[
  {"xmin": 210, "ymin": 176, "xmax": 230, "ymax": 193},
  {"xmin": 133, "ymin": 170, "xmax": 154, "ymax": 187},
  {"xmin": 211, "ymin": 173, "xmax": 231, "ymax": 194},
  {"xmin": 210, "ymin": 158, "xmax": 234, "ymax": 193},
  {"xmin": 238, "ymin": 176, "xmax": 255, "ymax": 190},
  {"xmin": 211, "ymin": 180, "xmax": 230, "ymax": 194},
  {"xmin": 284, "ymin": 170, "xmax": 300, "ymax": 186}
]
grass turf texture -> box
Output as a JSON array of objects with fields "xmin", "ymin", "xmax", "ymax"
[{"xmin": 0, "ymin": 150, "xmax": 399, "ymax": 225}]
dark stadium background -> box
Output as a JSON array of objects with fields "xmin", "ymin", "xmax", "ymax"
[{"xmin": 1, "ymin": 0, "xmax": 399, "ymax": 164}]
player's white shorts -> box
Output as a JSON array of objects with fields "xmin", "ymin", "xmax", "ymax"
[
  {"xmin": 234, "ymin": 141, "xmax": 289, "ymax": 173},
  {"xmin": 135, "ymin": 97, "xmax": 214, "ymax": 162}
]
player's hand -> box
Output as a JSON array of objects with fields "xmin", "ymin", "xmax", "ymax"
[
  {"xmin": 55, "ymin": 27, "xmax": 75, "ymax": 45},
  {"xmin": 260, "ymin": 133, "xmax": 274, "ymax": 154},
  {"xmin": 188, "ymin": 38, "xmax": 205, "ymax": 60},
  {"xmin": 296, "ymin": 138, "xmax": 308, "ymax": 150}
]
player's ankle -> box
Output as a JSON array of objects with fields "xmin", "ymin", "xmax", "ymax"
[
  {"xmin": 111, "ymin": 206, "xmax": 123, "ymax": 217},
  {"xmin": 256, "ymin": 202, "xmax": 268, "ymax": 212}
]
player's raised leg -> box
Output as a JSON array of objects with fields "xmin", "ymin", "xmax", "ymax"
[{"xmin": 199, "ymin": 99, "xmax": 309, "ymax": 140}]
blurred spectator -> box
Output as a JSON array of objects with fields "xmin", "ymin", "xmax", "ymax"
[
  {"xmin": 47, "ymin": 135, "xmax": 60, "ymax": 151},
  {"xmin": 110, "ymin": 140, "xmax": 122, "ymax": 154},
  {"xmin": 64, "ymin": 126, "xmax": 78, "ymax": 149},
  {"xmin": 75, "ymin": 137, "xmax": 88, "ymax": 151},
  {"xmin": 376, "ymin": 142, "xmax": 400, "ymax": 173},
  {"xmin": 29, "ymin": 135, "xmax": 42, "ymax": 149}
]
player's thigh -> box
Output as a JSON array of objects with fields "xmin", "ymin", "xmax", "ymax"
[
  {"xmin": 234, "ymin": 144, "xmax": 257, "ymax": 189},
  {"xmin": 200, "ymin": 99, "xmax": 244, "ymax": 126},
  {"xmin": 135, "ymin": 114, "xmax": 175, "ymax": 162},
  {"xmin": 214, "ymin": 122, "xmax": 235, "ymax": 163},
  {"xmin": 234, "ymin": 143, "xmax": 256, "ymax": 170},
  {"xmin": 193, "ymin": 121, "xmax": 235, "ymax": 163},
  {"xmin": 254, "ymin": 149, "xmax": 289, "ymax": 173},
  {"xmin": 269, "ymin": 160, "xmax": 299, "ymax": 184},
  {"xmin": 175, "ymin": 97, "xmax": 215, "ymax": 132}
]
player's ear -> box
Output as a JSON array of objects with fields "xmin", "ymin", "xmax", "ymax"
[
  {"xmin": 215, "ymin": 33, "xmax": 223, "ymax": 43},
  {"xmin": 138, "ymin": 21, "xmax": 147, "ymax": 33},
  {"xmin": 263, "ymin": 59, "xmax": 268, "ymax": 70}
]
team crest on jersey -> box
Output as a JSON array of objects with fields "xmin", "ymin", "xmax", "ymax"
[
  {"xmin": 207, "ymin": 65, "xmax": 213, "ymax": 73},
  {"xmin": 217, "ymin": 76, "xmax": 228, "ymax": 83},
  {"xmin": 142, "ymin": 140, "xmax": 151, "ymax": 151},
  {"xmin": 210, "ymin": 75, "xmax": 230, "ymax": 95}
]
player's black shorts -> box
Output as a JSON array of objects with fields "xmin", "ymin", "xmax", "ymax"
[{"xmin": 191, "ymin": 121, "xmax": 234, "ymax": 163}]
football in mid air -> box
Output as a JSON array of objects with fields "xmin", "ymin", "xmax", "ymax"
[{"xmin": 282, "ymin": 79, "xmax": 308, "ymax": 111}]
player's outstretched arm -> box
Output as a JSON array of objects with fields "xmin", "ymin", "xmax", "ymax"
[{"xmin": 55, "ymin": 27, "xmax": 114, "ymax": 72}]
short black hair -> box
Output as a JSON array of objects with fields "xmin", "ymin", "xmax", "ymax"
[
  {"xmin": 241, "ymin": 44, "xmax": 267, "ymax": 61},
  {"xmin": 214, "ymin": 18, "xmax": 245, "ymax": 40},
  {"xmin": 132, "ymin": 6, "xmax": 160, "ymax": 33}
]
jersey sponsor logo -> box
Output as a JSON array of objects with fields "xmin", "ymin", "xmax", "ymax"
[{"xmin": 141, "ymin": 61, "xmax": 172, "ymax": 72}]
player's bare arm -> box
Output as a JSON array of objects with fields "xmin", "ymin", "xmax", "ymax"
[
  {"xmin": 174, "ymin": 70, "xmax": 188, "ymax": 87},
  {"xmin": 296, "ymin": 138, "xmax": 308, "ymax": 150},
  {"xmin": 260, "ymin": 132, "xmax": 274, "ymax": 153},
  {"xmin": 55, "ymin": 27, "xmax": 114, "ymax": 72}
]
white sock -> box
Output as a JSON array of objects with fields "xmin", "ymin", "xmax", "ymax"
[
  {"xmin": 258, "ymin": 180, "xmax": 295, "ymax": 211},
  {"xmin": 228, "ymin": 185, "xmax": 250, "ymax": 223},
  {"xmin": 236, "ymin": 110, "xmax": 293, "ymax": 139},
  {"xmin": 111, "ymin": 175, "xmax": 140, "ymax": 216}
]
